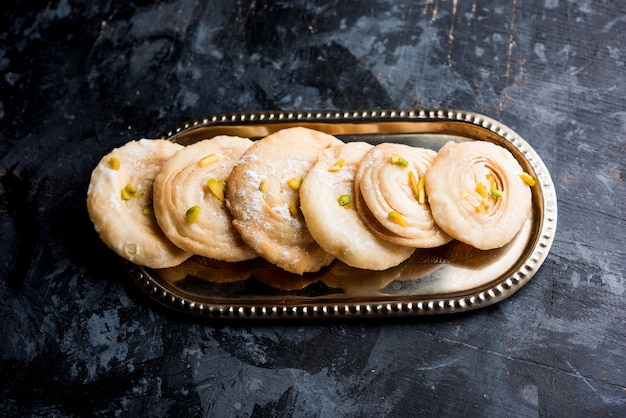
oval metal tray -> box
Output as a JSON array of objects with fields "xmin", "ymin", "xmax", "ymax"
[{"xmin": 127, "ymin": 109, "xmax": 557, "ymax": 320}]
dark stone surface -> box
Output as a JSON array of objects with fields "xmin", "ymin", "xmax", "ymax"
[{"xmin": 1, "ymin": 0, "xmax": 624, "ymax": 416}]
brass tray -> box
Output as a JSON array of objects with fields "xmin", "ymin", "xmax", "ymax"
[{"xmin": 127, "ymin": 109, "xmax": 557, "ymax": 320}]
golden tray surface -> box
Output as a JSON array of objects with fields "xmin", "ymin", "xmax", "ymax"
[{"xmin": 126, "ymin": 109, "xmax": 557, "ymax": 320}]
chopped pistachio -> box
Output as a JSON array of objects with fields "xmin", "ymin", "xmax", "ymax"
[
  {"xmin": 121, "ymin": 183, "xmax": 141, "ymax": 200},
  {"xmin": 519, "ymin": 172, "xmax": 536, "ymax": 187},
  {"xmin": 198, "ymin": 154, "xmax": 221, "ymax": 167},
  {"xmin": 259, "ymin": 179, "xmax": 268, "ymax": 192},
  {"xmin": 207, "ymin": 178, "xmax": 226, "ymax": 201},
  {"xmin": 289, "ymin": 202, "xmax": 299, "ymax": 217},
  {"xmin": 390, "ymin": 154, "xmax": 409, "ymax": 167},
  {"xmin": 387, "ymin": 211, "xmax": 408, "ymax": 227},
  {"xmin": 185, "ymin": 206, "xmax": 201, "ymax": 223},
  {"xmin": 460, "ymin": 189, "xmax": 470, "ymax": 199},
  {"xmin": 337, "ymin": 194, "xmax": 352, "ymax": 207},
  {"xmin": 475, "ymin": 205, "xmax": 483, "ymax": 213},
  {"xmin": 475, "ymin": 182, "xmax": 488, "ymax": 198},
  {"xmin": 108, "ymin": 157, "xmax": 121, "ymax": 170},
  {"xmin": 287, "ymin": 176, "xmax": 303, "ymax": 190},
  {"xmin": 490, "ymin": 188, "xmax": 503, "ymax": 198},
  {"xmin": 142, "ymin": 204, "xmax": 153, "ymax": 215},
  {"xmin": 328, "ymin": 157, "xmax": 346, "ymax": 172}
]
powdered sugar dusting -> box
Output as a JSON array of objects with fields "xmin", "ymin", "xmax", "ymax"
[
  {"xmin": 244, "ymin": 169, "xmax": 263, "ymax": 183},
  {"xmin": 239, "ymin": 190, "xmax": 264, "ymax": 222}
]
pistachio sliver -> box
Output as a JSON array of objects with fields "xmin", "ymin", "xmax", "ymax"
[
  {"xmin": 519, "ymin": 172, "xmax": 536, "ymax": 187},
  {"xmin": 120, "ymin": 189, "xmax": 131, "ymax": 200},
  {"xmin": 490, "ymin": 188, "xmax": 503, "ymax": 198},
  {"xmin": 408, "ymin": 171, "xmax": 419, "ymax": 200},
  {"xmin": 289, "ymin": 202, "xmax": 299, "ymax": 217},
  {"xmin": 198, "ymin": 154, "xmax": 221, "ymax": 167},
  {"xmin": 475, "ymin": 182, "xmax": 488, "ymax": 199},
  {"xmin": 142, "ymin": 204, "xmax": 153, "ymax": 215},
  {"xmin": 390, "ymin": 154, "xmax": 409, "ymax": 167},
  {"xmin": 287, "ymin": 176, "xmax": 303, "ymax": 190},
  {"xmin": 387, "ymin": 211, "xmax": 408, "ymax": 227},
  {"xmin": 185, "ymin": 206, "xmax": 201, "ymax": 223},
  {"xmin": 337, "ymin": 194, "xmax": 352, "ymax": 207},
  {"xmin": 124, "ymin": 183, "xmax": 137, "ymax": 194},
  {"xmin": 121, "ymin": 183, "xmax": 139, "ymax": 200},
  {"xmin": 207, "ymin": 178, "xmax": 226, "ymax": 201},
  {"xmin": 108, "ymin": 157, "xmax": 121, "ymax": 170},
  {"xmin": 417, "ymin": 175, "xmax": 426, "ymax": 204},
  {"xmin": 328, "ymin": 157, "xmax": 346, "ymax": 172}
]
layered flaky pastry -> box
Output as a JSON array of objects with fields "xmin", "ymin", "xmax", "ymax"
[
  {"xmin": 225, "ymin": 127, "xmax": 343, "ymax": 274},
  {"xmin": 300, "ymin": 142, "xmax": 415, "ymax": 270},
  {"xmin": 87, "ymin": 139, "xmax": 191, "ymax": 268},
  {"xmin": 355, "ymin": 143, "xmax": 452, "ymax": 248},
  {"xmin": 153, "ymin": 136, "xmax": 258, "ymax": 262},
  {"xmin": 425, "ymin": 141, "xmax": 532, "ymax": 250}
]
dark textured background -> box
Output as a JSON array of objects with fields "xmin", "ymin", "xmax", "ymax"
[{"xmin": 1, "ymin": 0, "xmax": 625, "ymax": 416}]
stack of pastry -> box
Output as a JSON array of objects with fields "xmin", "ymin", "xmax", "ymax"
[{"xmin": 87, "ymin": 127, "xmax": 535, "ymax": 274}]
